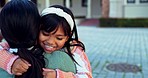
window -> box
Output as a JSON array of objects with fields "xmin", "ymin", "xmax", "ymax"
[
  {"xmin": 127, "ymin": 0, "xmax": 135, "ymax": 3},
  {"xmin": 63, "ymin": 0, "xmax": 72, "ymax": 7},
  {"xmin": 82, "ymin": 0, "xmax": 87, "ymax": 7},
  {"xmin": 140, "ymin": 0, "xmax": 148, "ymax": 3}
]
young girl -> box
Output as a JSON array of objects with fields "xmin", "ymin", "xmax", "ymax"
[
  {"xmin": 0, "ymin": 5, "xmax": 92, "ymax": 78},
  {"xmin": 0, "ymin": 0, "xmax": 45, "ymax": 78},
  {"xmin": 40, "ymin": 5, "xmax": 92, "ymax": 78}
]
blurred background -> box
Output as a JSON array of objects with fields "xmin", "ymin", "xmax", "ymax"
[
  {"xmin": 1, "ymin": 0, "xmax": 148, "ymax": 78},
  {"xmin": 1, "ymin": 0, "xmax": 148, "ymax": 26}
]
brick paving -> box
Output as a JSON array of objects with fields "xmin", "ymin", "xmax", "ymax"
[{"xmin": 77, "ymin": 26, "xmax": 148, "ymax": 78}]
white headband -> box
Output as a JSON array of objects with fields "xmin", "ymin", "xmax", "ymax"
[{"xmin": 41, "ymin": 7, "xmax": 74, "ymax": 30}]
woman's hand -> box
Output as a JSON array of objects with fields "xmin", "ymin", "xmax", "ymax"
[{"xmin": 11, "ymin": 58, "xmax": 31, "ymax": 75}]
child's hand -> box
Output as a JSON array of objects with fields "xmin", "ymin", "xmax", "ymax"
[
  {"xmin": 43, "ymin": 68, "xmax": 56, "ymax": 78},
  {"xmin": 11, "ymin": 58, "xmax": 31, "ymax": 75},
  {"xmin": 43, "ymin": 68, "xmax": 74, "ymax": 78}
]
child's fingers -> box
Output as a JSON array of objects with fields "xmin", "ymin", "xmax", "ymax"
[
  {"xmin": 15, "ymin": 72, "xmax": 23, "ymax": 76},
  {"xmin": 42, "ymin": 68, "xmax": 51, "ymax": 76},
  {"xmin": 21, "ymin": 59, "xmax": 31, "ymax": 66},
  {"xmin": 12, "ymin": 59, "xmax": 31, "ymax": 75},
  {"xmin": 43, "ymin": 71, "xmax": 47, "ymax": 76},
  {"xmin": 15, "ymin": 59, "xmax": 30, "ymax": 71},
  {"xmin": 43, "ymin": 69, "xmax": 56, "ymax": 78},
  {"xmin": 43, "ymin": 70, "xmax": 49, "ymax": 78},
  {"xmin": 12, "ymin": 65, "xmax": 27, "ymax": 75},
  {"xmin": 43, "ymin": 68, "xmax": 54, "ymax": 72},
  {"xmin": 21, "ymin": 62, "xmax": 31, "ymax": 70}
]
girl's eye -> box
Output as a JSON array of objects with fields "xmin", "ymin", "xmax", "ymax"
[
  {"xmin": 56, "ymin": 37, "xmax": 63, "ymax": 40},
  {"xmin": 42, "ymin": 31, "xmax": 49, "ymax": 36}
]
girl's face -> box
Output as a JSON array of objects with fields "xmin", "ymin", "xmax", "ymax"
[{"xmin": 39, "ymin": 25, "xmax": 69, "ymax": 53}]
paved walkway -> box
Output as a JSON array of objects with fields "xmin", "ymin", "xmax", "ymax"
[{"xmin": 77, "ymin": 26, "xmax": 148, "ymax": 78}]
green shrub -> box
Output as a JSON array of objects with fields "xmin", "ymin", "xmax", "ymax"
[{"xmin": 99, "ymin": 18, "xmax": 148, "ymax": 27}]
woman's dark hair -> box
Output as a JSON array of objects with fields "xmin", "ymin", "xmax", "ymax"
[
  {"xmin": 0, "ymin": 0, "xmax": 45, "ymax": 78},
  {"xmin": 40, "ymin": 5, "xmax": 85, "ymax": 63}
]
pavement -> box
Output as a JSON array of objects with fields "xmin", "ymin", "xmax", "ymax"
[{"xmin": 77, "ymin": 19, "xmax": 148, "ymax": 78}]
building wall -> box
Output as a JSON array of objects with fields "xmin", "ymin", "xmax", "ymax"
[
  {"xmin": 37, "ymin": 0, "xmax": 64, "ymax": 13},
  {"xmin": 70, "ymin": 0, "xmax": 87, "ymax": 17},
  {"xmin": 2, "ymin": 0, "xmax": 147, "ymax": 18},
  {"xmin": 109, "ymin": 0, "xmax": 124, "ymax": 18},
  {"xmin": 1, "ymin": 0, "xmax": 101, "ymax": 18},
  {"xmin": 109, "ymin": 0, "xmax": 148, "ymax": 18},
  {"xmin": 70, "ymin": 0, "xmax": 101, "ymax": 18},
  {"xmin": 123, "ymin": 2, "xmax": 148, "ymax": 18},
  {"xmin": 91, "ymin": 0, "xmax": 101, "ymax": 18},
  {"xmin": 49, "ymin": 0, "xmax": 64, "ymax": 6},
  {"xmin": 37, "ymin": 0, "xmax": 87, "ymax": 18},
  {"xmin": 37, "ymin": 0, "xmax": 45, "ymax": 13}
]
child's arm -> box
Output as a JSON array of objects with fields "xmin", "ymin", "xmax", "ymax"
[
  {"xmin": 71, "ymin": 47, "xmax": 92, "ymax": 78},
  {"xmin": 0, "ymin": 42, "xmax": 19, "ymax": 74},
  {"xmin": 58, "ymin": 47, "xmax": 92, "ymax": 78},
  {"xmin": 43, "ymin": 68, "xmax": 74, "ymax": 78},
  {"xmin": 0, "ymin": 42, "xmax": 31, "ymax": 75},
  {"xmin": 57, "ymin": 48, "xmax": 92, "ymax": 78}
]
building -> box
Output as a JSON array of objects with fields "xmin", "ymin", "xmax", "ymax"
[
  {"xmin": 39, "ymin": 0, "xmax": 148, "ymax": 18},
  {"xmin": 110, "ymin": 0, "xmax": 148, "ymax": 18},
  {"xmin": 0, "ymin": 0, "xmax": 148, "ymax": 18}
]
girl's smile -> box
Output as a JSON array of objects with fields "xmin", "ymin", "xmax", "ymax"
[
  {"xmin": 39, "ymin": 25, "xmax": 69, "ymax": 53},
  {"xmin": 42, "ymin": 41, "xmax": 57, "ymax": 53}
]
